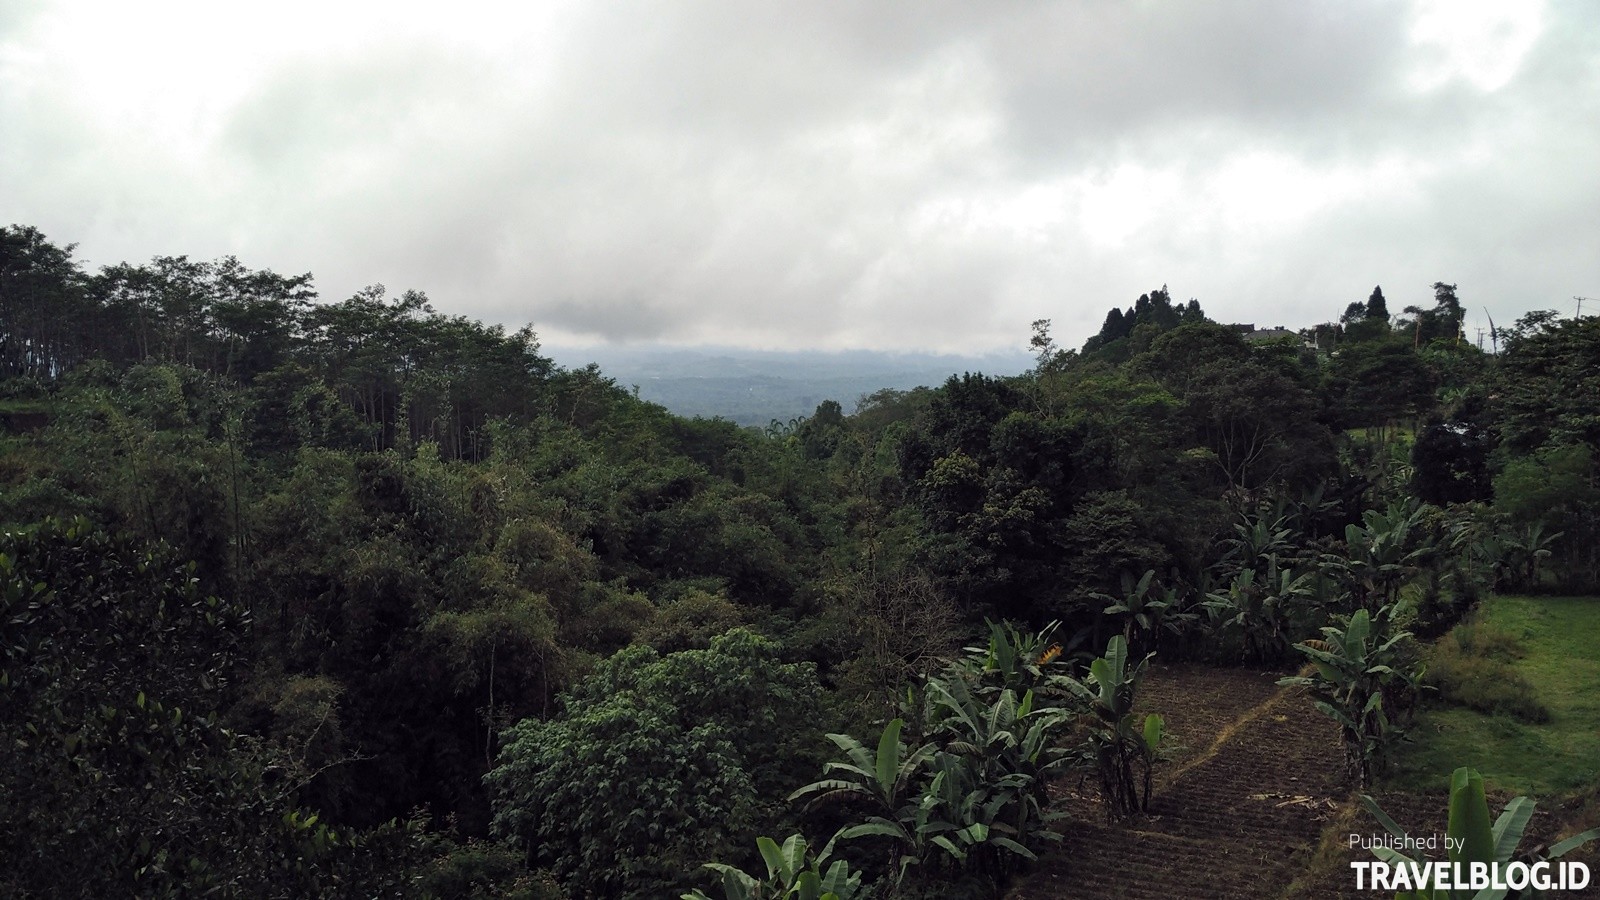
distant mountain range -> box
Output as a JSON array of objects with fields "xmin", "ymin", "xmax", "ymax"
[{"xmin": 542, "ymin": 344, "xmax": 1035, "ymax": 426}]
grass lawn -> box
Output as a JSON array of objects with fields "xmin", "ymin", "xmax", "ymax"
[{"xmin": 1391, "ymin": 595, "xmax": 1600, "ymax": 795}]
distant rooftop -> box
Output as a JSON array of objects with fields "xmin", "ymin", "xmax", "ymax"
[
  {"xmin": 1245, "ymin": 326, "xmax": 1298, "ymax": 342},
  {"xmin": 1229, "ymin": 324, "xmax": 1302, "ymax": 343}
]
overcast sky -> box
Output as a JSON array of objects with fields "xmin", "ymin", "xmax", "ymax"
[{"xmin": 3, "ymin": 1, "xmax": 1597, "ymax": 353}]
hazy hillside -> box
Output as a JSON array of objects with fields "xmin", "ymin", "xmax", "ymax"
[
  {"xmin": 9, "ymin": 222, "xmax": 1600, "ymax": 899},
  {"xmin": 543, "ymin": 344, "xmax": 1036, "ymax": 425}
]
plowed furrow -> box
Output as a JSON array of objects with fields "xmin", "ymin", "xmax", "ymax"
[{"xmin": 1009, "ymin": 668, "xmax": 1344, "ymax": 900}]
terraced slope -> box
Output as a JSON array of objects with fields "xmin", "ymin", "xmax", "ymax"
[{"xmin": 1009, "ymin": 666, "xmax": 1345, "ymax": 900}]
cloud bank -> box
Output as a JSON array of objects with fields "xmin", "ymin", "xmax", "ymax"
[{"xmin": 3, "ymin": 0, "xmax": 1596, "ymax": 352}]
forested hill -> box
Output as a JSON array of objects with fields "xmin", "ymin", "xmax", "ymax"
[{"xmin": 4, "ymin": 223, "xmax": 1599, "ymax": 897}]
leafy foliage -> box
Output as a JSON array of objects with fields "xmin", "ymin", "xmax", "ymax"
[
  {"xmin": 684, "ymin": 833, "xmax": 868, "ymax": 900},
  {"xmin": 1059, "ymin": 636, "xmax": 1165, "ymax": 817},
  {"xmin": 790, "ymin": 628, "xmax": 1080, "ymax": 892},
  {"xmin": 1325, "ymin": 501, "xmax": 1437, "ymax": 611},
  {"xmin": 1099, "ymin": 569, "xmax": 1190, "ymax": 654},
  {"xmin": 791, "ymin": 623, "xmax": 1169, "ymax": 894},
  {"xmin": 0, "ymin": 518, "xmax": 428, "ymax": 896},
  {"xmin": 1280, "ymin": 607, "xmax": 1423, "ymax": 787},
  {"xmin": 11, "ymin": 223, "xmax": 1600, "ymax": 893},
  {"xmin": 487, "ymin": 629, "xmax": 823, "ymax": 899}
]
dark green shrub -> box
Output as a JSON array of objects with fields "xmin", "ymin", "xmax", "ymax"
[
  {"xmin": 0, "ymin": 518, "xmax": 433, "ymax": 897},
  {"xmin": 487, "ymin": 629, "xmax": 823, "ymax": 900},
  {"xmin": 421, "ymin": 840, "xmax": 564, "ymax": 899}
]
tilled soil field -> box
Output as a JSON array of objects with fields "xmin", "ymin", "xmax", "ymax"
[
  {"xmin": 1010, "ymin": 665, "xmax": 1345, "ymax": 900},
  {"xmin": 1009, "ymin": 665, "xmax": 1600, "ymax": 899}
]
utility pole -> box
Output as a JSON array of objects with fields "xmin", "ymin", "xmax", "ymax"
[{"xmin": 1577, "ymin": 296, "xmax": 1596, "ymax": 319}]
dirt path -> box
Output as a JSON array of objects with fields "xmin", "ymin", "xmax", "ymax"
[{"xmin": 1008, "ymin": 665, "xmax": 1346, "ymax": 900}]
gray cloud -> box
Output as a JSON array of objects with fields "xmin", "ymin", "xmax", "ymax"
[
  {"xmin": 2, "ymin": 0, "xmax": 1596, "ymax": 353},
  {"xmin": 983, "ymin": 1, "xmax": 1417, "ymax": 167}
]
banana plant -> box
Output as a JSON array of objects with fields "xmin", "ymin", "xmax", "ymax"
[
  {"xmin": 788, "ymin": 718, "xmax": 942, "ymax": 887},
  {"xmin": 1221, "ymin": 511, "xmax": 1296, "ymax": 572},
  {"xmin": 1099, "ymin": 569, "xmax": 1190, "ymax": 653},
  {"xmin": 789, "ymin": 718, "xmax": 936, "ymax": 816},
  {"xmin": 1330, "ymin": 501, "xmax": 1436, "ymax": 611},
  {"xmin": 1500, "ymin": 521, "xmax": 1564, "ymax": 592},
  {"xmin": 794, "ymin": 633, "xmax": 1083, "ymax": 890},
  {"xmin": 876, "ymin": 754, "xmax": 1050, "ymax": 875},
  {"xmin": 1415, "ymin": 505, "xmax": 1484, "ymax": 618},
  {"xmin": 1359, "ymin": 766, "xmax": 1600, "ymax": 899},
  {"xmin": 956, "ymin": 618, "xmax": 1069, "ymax": 700},
  {"xmin": 1203, "ymin": 558, "xmax": 1316, "ymax": 665},
  {"xmin": 922, "ymin": 675, "xmax": 1070, "ymax": 851},
  {"xmin": 683, "ymin": 833, "xmax": 868, "ymax": 900},
  {"xmin": 1280, "ymin": 606, "xmax": 1422, "ymax": 787},
  {"xmin": 1059, "ymin": 636, "xmax": 1164, "ymax": 817}
]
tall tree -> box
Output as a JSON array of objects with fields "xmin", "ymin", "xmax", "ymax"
[
  {"xmin": 1365, "ymin": 285, "xmax": 1389, "ymax": 322},
  {"xmin": 0, "ymin": 226, "xmax": 92, "ymax": 378},
  {"xmin": 1429, "ymin": 281, "xmax": 1464, "ymax": 344}
]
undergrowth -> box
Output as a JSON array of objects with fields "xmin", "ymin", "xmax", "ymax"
[{"xmin": 1422, "ymin": 618, "xmax": 1549, "ymax": 723}]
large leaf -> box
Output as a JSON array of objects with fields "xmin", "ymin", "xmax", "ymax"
[
  {"xmin": 955, "ymin": 822, "xmax": 989, "ymax": 844},
  {"xmin": 1088, "ymin": 657, "xmax": 1113, "ymax": 709},
  {"xmin": 825, "ymin": 733, "xmax": 876, "ymax": 773},
  {"xmin": 988, "ymin": 689, "xmax": 1018, "ymax": 736},
  {"xmin": 1101, "ymin": 636, "xmax": 1129, "ymax": 691},
  {"xmin": 1314, "ymin": 700, "xmax": 1358, "ymax": 731},
  {"xmin": 1446, "ymin": 767, "xmax": 1495, "ymax": 867},
  {"xmin": 700, "ymin": 863, "xmax": 758, "ymax": 900},
  {"xmin": 875, "ymin": 719, "xmax": 904, "ymax": 798},
  {"xmin": 1343, "ymin": 609, "xmax": 1371, "ymax": 655},
  {"xmin": 927, "ymin": 678, "xmax": 981, "ymax": 738},
  {"xmin": 836, "ymin": 819, "xmax": 910, "ymax": 843},
  {"xmin": 989, "ymin": 835, "xmax": 1039, "ymax": 860},
  {"xmin": 780, "ymin": 833, "xmax": 807, "ymax": 881},
  {"xmin": 818, "ymin": 859, "xmax": 858, "ymax": 898},
  {"xmin": 1142, "ymin": 713, "xmax": 1164, "ymax": 753},
  {"xmin": 1490, "ymin": 796, "xmax": 1534, "ymax": 864},
  {"xmin": 756, "ymin": 835, "xmax": 785, "ymax": 882},
  {"xmin": 788, "ymin": 776, "xmax": 872, "ymax": 805},
  {"xmin": 1548, "ymin": 826, "xmax": 1600, "ymax": 860},
  {"xmin": 794, "ymin": 870, "xmax": 822, "ymax": 900},
  {"xmin": 1359, "ymin": 794, "xmax": 1410, "ymax": 842},
  {"xmin": 930, "ymin": 835, "xmax": 967, "ymax": 859}
]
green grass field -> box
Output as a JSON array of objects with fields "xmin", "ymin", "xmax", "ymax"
[{"xmin": 1392, "ymin": 595, "xmax": 1600, "ymax": 795}]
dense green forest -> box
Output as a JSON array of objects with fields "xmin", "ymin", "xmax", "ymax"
[{"xmin": 3, "ymin": 223, "xmax": 1599, "ymax": 898}]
